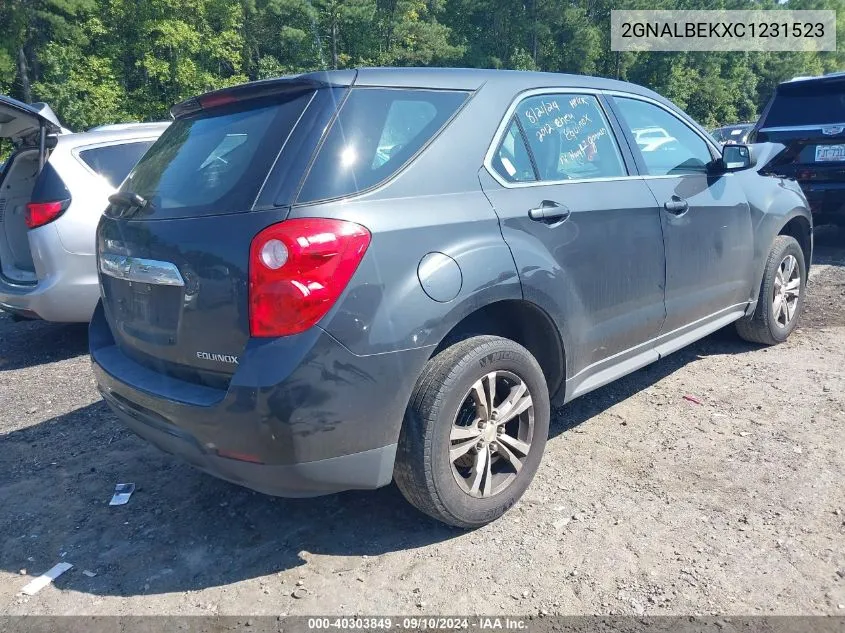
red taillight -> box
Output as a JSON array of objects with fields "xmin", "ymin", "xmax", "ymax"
[
  {"xmin": 249, "ymin": 218, "xmax": 371, "ymax": 337},
  {"xmin": 25, "ymin": 201, "xmax": 66, "ymax": 229}
]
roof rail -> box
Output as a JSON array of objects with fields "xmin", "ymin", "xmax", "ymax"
[{"xmin": 87, "ymin": 121, "xmax": 170, "ymax": 132}]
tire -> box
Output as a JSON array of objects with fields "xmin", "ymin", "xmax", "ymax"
[
  {"xmin": 736, "ymin": 235, "xmax": 806, "ymax": 345},
  {"xmin": 394, "ymin": 335, "xmax": 550, "ymax": 528}
]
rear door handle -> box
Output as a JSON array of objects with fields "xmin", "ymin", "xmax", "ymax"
[
  {"xmin": 528, "ymin": 200, "xmax": 571, "ymax": 223},
  {"xmin": 663, "ymin": 196, "xmax": 689, "ymax": 215}
]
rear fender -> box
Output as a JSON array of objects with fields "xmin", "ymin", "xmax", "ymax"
[
  {"xmin": 307, "ymin": 192, "xmax": 522, "ymax": 450},
  {"xmin": 316, "ymin": 193, "xmax": 523, "ymax": 357}
]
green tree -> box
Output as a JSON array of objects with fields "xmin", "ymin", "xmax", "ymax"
[
  {"xmin": 2, "ymin": 0, "xmax": 843, "ymax": 129},
  {"xmin": 33, "ymin": 40, "xmax": 128, "ymax": 129},
  {"xmin": 1, "ymin": 0, "xmax": 95, "ymax": 103}
]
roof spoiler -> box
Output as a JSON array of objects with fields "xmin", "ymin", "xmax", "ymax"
[{"xmin": 170, "ymin": 70, "xmax": 357, "ymax": 119}]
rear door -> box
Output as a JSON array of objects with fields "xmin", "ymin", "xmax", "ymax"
[
  {"xmin": 608, "ymin": 94, "xmax": 754, "ymax": 335},
  {"xmin": 479, "ymin": 90, "xmax": 666, "ymax": 395},
  {"xmin": 97, "ymin": 85, "xmax": 341, "ymax": 387}
]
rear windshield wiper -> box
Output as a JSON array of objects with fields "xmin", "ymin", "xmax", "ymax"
[{"xmin": 108, "ymin": 191, "xmax": 149, "ymax": 209}]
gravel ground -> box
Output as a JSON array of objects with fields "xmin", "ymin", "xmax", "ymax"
[{"xmin": 0, "ymin": 227, "xmax": 843, "ymax": 617}]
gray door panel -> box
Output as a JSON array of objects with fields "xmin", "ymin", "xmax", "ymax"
[
  {"xmin": 608, "ymin": 94, "xmax": 754, "ymax": 333},
  {"xmin": 480, "ymin": 170, "xmax": 666, "ymax": 382},
  {"xmin": 480, "ymin": 90, "xmax": 667, "ymax": 384},
  {"xmin": 645, "ymin": 174, "xmax": 754, "ymax": 333}
]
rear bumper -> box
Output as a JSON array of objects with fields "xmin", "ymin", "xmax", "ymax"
[
  {"xmin": 800, "ymin": 181, "xmax": 845, "ymax": 224},
  {"xmin": 0, "ymin": 225, "xmax": 98, "ymax": 322},
  {"xmin": 90, "ymin": 302, "xmax": 431, "ymax": 497},
  {"xmin": 100, "ymin": 385, "xmax": 396, "ymax": 497}
]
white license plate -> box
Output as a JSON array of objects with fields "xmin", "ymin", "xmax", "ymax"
[{"xmin": 815, "ymin": 144, "xmax": 845, "ymax": 162}]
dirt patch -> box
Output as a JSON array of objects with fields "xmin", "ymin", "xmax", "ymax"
[
  {"xmin": 803, "ymin": 226, "xmax": 845, "ymax": 329},
  {"xmin": 0, "ymin": 243, "xmax": 843, "ymax": 617}
]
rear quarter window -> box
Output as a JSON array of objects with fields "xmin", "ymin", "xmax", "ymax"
[
  {"xmin": 296, "ymin": 88, "xmax": 469, "ymax": 203},
  {"xmin": 78, "ymin": 141, "xmax": 155, "ymax": 188}
]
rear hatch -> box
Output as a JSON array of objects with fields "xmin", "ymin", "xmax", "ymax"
[
  {"xmin": 97, "ymin": 76, "xmax": 351, "ymax": 388},
  {"xmin": 0, "ymin": 96, "xmax": 62, "ymax": 145},
  {"xmin": 0, "ymin": 96, "xmax": 64, "ymax": 283},
  {"xmin": 755, "ymin": 75, "xmax": 845, "ymax": 184}
]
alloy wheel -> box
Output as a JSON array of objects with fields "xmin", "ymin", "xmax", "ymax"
[
  {"xmin": 772, "ymin": 254, "xmax": 801, "ymax": 328},
  {"xmin": 449, "ymin": 370, "xmax": 535, "ymax": 498}
]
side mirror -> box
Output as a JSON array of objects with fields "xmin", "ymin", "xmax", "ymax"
[{"xmin": 720, "ymin": 144, "xmax": 756, "ymax": 171}]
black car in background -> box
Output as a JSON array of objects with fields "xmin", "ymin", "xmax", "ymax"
[
  {"xmin": 753, "ymin": 72, "xmax": 845, "ymax": 227},
  {"xmin": 711, "ymin": 123, "xmax": 754, "ymax": 145}
]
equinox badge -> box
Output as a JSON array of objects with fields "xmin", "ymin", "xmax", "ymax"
[{"xmin": 197, "ymin": 351, "xmax": 239, "ymax": 365}]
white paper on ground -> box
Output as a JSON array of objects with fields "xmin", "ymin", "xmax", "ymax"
[
  {"xmin": 109, "ymin": 483, "xmax": 136, "ymax": 506},
  {"xmin": 21, "ymin": 562, "xmax": 73, "ymax": 595}
]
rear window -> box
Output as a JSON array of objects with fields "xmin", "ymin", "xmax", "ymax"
[
  {"xmin": 763, "ymin": 82, "xmax": 845, "ymax": 127},
  {"xmin": 78, "ymin": 141, "xmax": 154, "ymax": 188},
  {"xmin": 119, "ymin": 90, "xmax": 315, "ymax": 218},
  {"xmin": 297, "ymin": 88, "xmax": 469, "ymax": 203}
]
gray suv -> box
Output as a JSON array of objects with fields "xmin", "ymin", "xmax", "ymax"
[
  {"xmin": 0, "ymin": 95, "xmax": 166, "ymax": 321},
  {"xmin": 90, "ymin": 69, "xmax": 812, "ymax": 527}
]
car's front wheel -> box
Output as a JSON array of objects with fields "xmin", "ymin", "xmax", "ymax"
[
  {"xmin": 736, "ymin": 235, "xmax": 807, "ymax": 345},
  {"xmin": 394, "ymin": 336, "xmax": 550, "ymax": 528}
]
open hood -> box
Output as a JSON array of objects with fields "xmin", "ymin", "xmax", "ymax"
[
  {"xmin": 0, "ymin": 95, "xmax": 63, "ymax": 144},
  {"xmin": 750, "ymin": 142, "xmax": 787, "ymax": 173}
]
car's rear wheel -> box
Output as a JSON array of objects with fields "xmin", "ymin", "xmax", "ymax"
[
  {"xmin": 394, "ymin": 335, "xmax": 550, "ymax": 528},
  {"xmin": 736, "ymin": 235, "xmax": 806, "ymax": 345}
]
